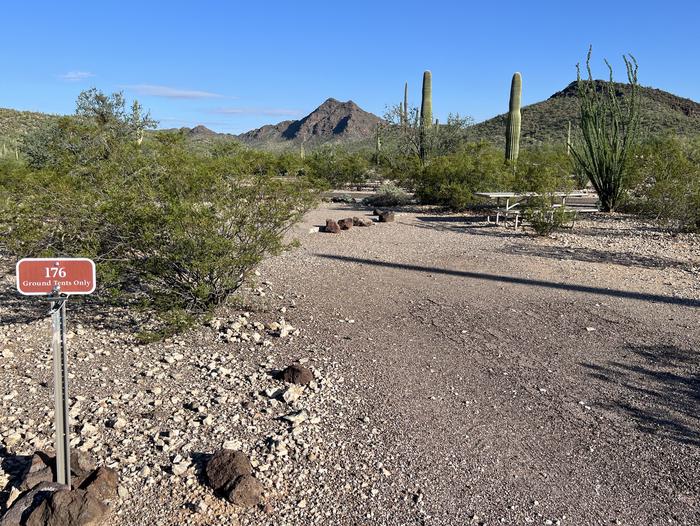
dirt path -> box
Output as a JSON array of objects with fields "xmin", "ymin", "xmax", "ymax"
[
  {"xmin": 1, "ymin": 203, "xmax": 698, "ymax": 526},
  {"xmin": 260, "ymin": 203, "xmax": 700, "ymax": 525}
]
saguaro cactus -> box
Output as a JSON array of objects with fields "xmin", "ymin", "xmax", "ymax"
[
  {"xmin": 566, "ymin": 121, "xmax": 571, "ymax": 156},
  {"xmin": 403, "ymin": 82, "xmax": 408, "ymax": 124},
  {"xmin": 505, "ymin": 72, "xmax": 522, "ymax": 162},
  {"xmin": 300, "ymin": 142, "xmax": 305, "ymax": 160},
  {"xmin": 420, "ymin": 71, "xmax": 433, "ymax": 130}
]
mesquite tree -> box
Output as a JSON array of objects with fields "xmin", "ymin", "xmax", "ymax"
[{"xmin": 571, "ymin": 46, "xmax": 640, "ymax": 212}]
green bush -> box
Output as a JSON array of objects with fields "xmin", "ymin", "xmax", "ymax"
[
  {"xmin": 363, "ymin": 181, "xmax": 412, "ymax": 207},
  {"xmin": 305, "ymin": 147, "xmax": 371, "ymax": 187},
  {"xmin": 628, "ymin": 135, "xmax": 700, "ymax": 231},
  {"xmin": 414, "ymin": 142, "xmax": 512, "ymax": 210},
  {"xmin": 524, "ymin": 194, "xmax": 576, "ymax": 235},
  {"xmin": 512, "ymin": 145, "xmax": 574, "ymax": 193},
  {"xmin": 1, "ymin": 90, "xmax": 319, "ymax": 336}
]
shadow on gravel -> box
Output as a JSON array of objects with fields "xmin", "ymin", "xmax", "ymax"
[
  {"xmin": 0, "ymin": 265, "xmax": 140, "ymax": 332},
  {"xmin": 412, "ymin": 215, "xmax": 525, "ymax": 238},
  {"xmin": 581, "ymin": 345, "xmax": 700, "ymax": 447},
  {"xmin": 502, "ymin": 244, "xmax": 689, "ymax": 271},
  {"xmin": 0, "ymin": 446, "xmax": 33, "ymax": 513},
  {"xmin": 316, "ymin": 254, "xmax": 700, "ymax": 308}
]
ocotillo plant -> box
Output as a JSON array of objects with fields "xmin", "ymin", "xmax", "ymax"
[
  {"xmin": 570, "ymin": 46, "xmax": 640, "ymax": 212},
  {"xmin": 505, "ymin": 72, "xmax": 522, "ymax": 163}
]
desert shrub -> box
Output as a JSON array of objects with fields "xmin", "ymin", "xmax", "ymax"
[
  {"xmin": 524, "ymin": 194, "xmax": 576, "ymax": 235},
  {"xmin": 21, "ymin": 89, "xmax": 155, "ymax": 170},
  {"xmin": 628, "ymin": 135, "xmax": 700, "ymax": 231},
  {"xmin": 1, "ymin": 91, "xmax": 319, "ymax": 335},
  {"xmin": 512, "ymin": 145, "xmax": 574, "ymax": 193},
  {"xmin": 363, "ymin": 181, "xmax": 412, "ymax": 207},
  {"xmin": 414, "ymin": 142, "xmax": 512, "ymax": 210},
  {"xmin": 305, "ymin": 147, "xmax": 371, "ymax": 187}
]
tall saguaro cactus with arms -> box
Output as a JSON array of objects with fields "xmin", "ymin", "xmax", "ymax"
[{"xmin": 505, "ymin": 72, "xmax": 522, "ymax": 163}]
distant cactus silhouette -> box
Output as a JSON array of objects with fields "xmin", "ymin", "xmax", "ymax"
[
  {"xmin": 403, "ymin": 81, "xmax": 408, "ymax": 125},
  {"xmin": 505, "ymin": 72, "xmax": 522, "ymax": 162}
]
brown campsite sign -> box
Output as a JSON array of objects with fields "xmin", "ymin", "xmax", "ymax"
[{"xmin": 16, "ymin": 258, "xmax": 96, "ymax": 295}]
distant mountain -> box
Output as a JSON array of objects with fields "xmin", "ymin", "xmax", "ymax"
[
  {"xmin": 464, "ymin": 81, "xmax": 700, "ymax": 146},
  {"xmin": 2, "ymin": 83, "xmax": 698, "ymax": 155},
  {"xmin": 236, "ymin": 98, "xmax": 383, "ymax": 149}
]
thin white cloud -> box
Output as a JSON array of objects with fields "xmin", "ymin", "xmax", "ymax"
[
  {"xmin": 124, "ymin": 84, "xmax": 224, "ymax": 99},
  {"xmin": 210, "ymin": 107, "xmax": 300, "ymax": 117},
  {"xmin": 59, "ymin": 71, "xmax": 96, "ymax": 82}
]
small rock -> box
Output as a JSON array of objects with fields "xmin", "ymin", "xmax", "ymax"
[
  {"xmin": 281, "ymin": 364, "xmax": 314, "ymax": 385},
  {"xmin": 282, "ymin": 385, "xmax": 304, "ymax": 404},
  {"xmin": 224, "ymin": 474, "xmax": 263, "ymax": 508},
  {"xmin": 379, "ymin": 211, "xmax": 395, "ymax": 222},
  {"xmin": 353, "ymin": 216, "xmax": 374, "ymax": 227},
  {"xmin": 205, "ymin": 450, "xmax": 253, "ymax": 493},
  {"xmin": 338, "ymin": 218, "xmax": 353, "ymax": 230},
  {"xmin": 283, "ymin": 410, "xmax": 308, "ymax": 425},
  {"xmin": 324, "ymin": 219, "xmax": 341, "ymax": 234}
]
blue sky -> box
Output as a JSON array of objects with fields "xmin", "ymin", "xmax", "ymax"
[{"xmin": 1, "ymin": 1, "xmax": 698, "ymax": 134}]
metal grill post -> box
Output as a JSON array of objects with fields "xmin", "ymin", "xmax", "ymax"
[{"xmin": 51, "ymin": 296, "xmax": 71, "ymax": 487}]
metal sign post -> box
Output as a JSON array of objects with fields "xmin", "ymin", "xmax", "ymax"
[
  {"xmin": 49, "ymin": 289, "xmax": 71, "ymax": 486},
  {"xmin": 16, "ymin": 258, "xmax": 96, "ymax": 489}
]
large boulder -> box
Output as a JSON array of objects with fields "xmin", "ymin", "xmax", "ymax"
[
  {"xmin": 324, "ymin": 219, "xmax": 341, "ymax": 233},
  {"xmin": 205, "ymin": 450, "xmax": 252, "ymax": 493},
  {"xmin": 281, "ymin": 364, "xmax": 314, "ymax": 385}
]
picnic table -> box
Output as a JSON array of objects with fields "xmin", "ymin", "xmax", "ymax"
[{"xmin": 474, "ymin": 191, "xmax": 597, "ymax": 229}]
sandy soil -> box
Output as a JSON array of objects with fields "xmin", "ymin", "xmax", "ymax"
[{"xmin": 1, "ymin": 203, "xmax": 698, "ymax": 526}]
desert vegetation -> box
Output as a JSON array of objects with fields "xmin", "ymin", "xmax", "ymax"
[{"xmin": 0, "ymin": 91, "xmax": 320, "ymax": 335}]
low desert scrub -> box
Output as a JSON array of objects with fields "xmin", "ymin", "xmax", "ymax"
[
  {"xmin": 0, "ymin": 90, "xmax": 319, "ymax": 336},
  {"xmin": 363, "ymin": 181, "xmax": 412, "ymax": 207}
]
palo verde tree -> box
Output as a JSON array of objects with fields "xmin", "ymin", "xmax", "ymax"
[{"xmin": 570, "ymin": 46, "xmax": 640, "ymax": 212}]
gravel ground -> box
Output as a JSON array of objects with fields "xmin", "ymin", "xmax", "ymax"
[{"xmin": 1, "ymin": 203, "xmax": 699, "ymax": 525}]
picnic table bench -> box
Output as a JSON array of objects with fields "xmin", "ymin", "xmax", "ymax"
[{"xmin": 474, "ymin": 191, "xmax": 598, "ymax": 229}]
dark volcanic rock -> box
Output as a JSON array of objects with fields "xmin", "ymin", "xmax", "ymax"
[
  {"xmin": 224, "ymin": 474, "xmax": 263, "ymax": 508},
  {"xmin": 205, "ymin": 450, "xmax": 253, "ymax": 493},
  {"xmin": 19, "ymin": 453, "xmax": 54, "ymax": 492},
  {"xmin": 25, "ymin": 488, "xmax": 109, "ymax": 526},
  {"xmin": 325, "ymin": 219, "xmax": 341, "ymax": 233},
  {"xmin": 281, "ymin": 364, "xmax": 314, "ymax": 385},
  {"xmin": 353, "ymin": 216, "xmax": 374, "ymax": 227},
  {"xmin": 338, "ymin": 218, "xmax": 353, "ymax": 230},
  {"xmin": 0, "ymin": 482, "xmax": 66, "ymax": 526},
  {"xmin": 80, "ymin": 467, "xmax": 118, "ymax": 504}
]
